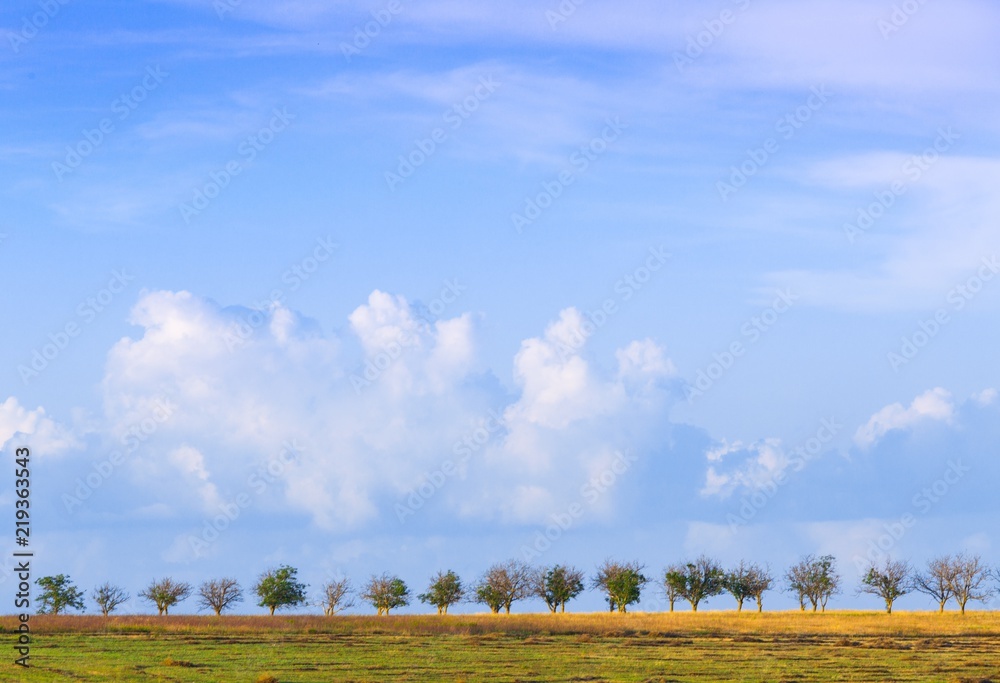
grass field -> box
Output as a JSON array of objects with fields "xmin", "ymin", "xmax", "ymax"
[{"xmin": 3, "ymin": 612, "xmax": 1000, "ymax": 682}]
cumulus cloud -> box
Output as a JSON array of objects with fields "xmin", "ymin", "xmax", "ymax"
[
  {"xmin": 0, "ymin": 396, "xmax": 79, "ymax": 456},
  {"xmin": 86, "ymin": 291, "xmax": 675, "ymax": 536},
  {"xmin": 854, "ymin": 388, "xmax": 955, "ymax": 448}
]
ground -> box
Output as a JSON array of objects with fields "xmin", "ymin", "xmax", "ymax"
[{"xmin": 3, "ymin": 612, "xmax": 1000, "ymax": 682}]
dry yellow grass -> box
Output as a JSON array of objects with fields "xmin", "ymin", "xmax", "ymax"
[{"xmin": 6, "ymin": 609, "xmax": 1000, "ymax": 637}]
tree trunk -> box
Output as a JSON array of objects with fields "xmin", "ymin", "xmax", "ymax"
[
  {"xmin": 736, "ymin": 600, "xmax": 743, "ymax": 613},
  {"xmin": 561, "ymin": 603, "xmax": 566, "ymax": 613},
  {"xmin": 885, "ymin": 600, "xmax": 892, "ymax": 615},
  {"xmin": 691, "ymin": 601, "xmax": 698, "ymax": 613},
  {"xmin": 757, "ymin": 598, "xmax": 763, "ymax": 613},
  {"xmin": 269, "ymin": 605, "xmax": 276, "ymax": 616}
]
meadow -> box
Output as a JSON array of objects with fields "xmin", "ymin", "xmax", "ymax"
[{"xmin": 3, "ymin": 611, "xmax": 1000, "ymax": 682}]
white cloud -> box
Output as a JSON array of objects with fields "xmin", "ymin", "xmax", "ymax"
[
  {"xmin": 973, "ymin": 388, "xmax": 998, "ymax": 406},
  {"xmin": 168, "ymin": 445, "xmax": 222, "ymax": 511},
  {"xmin": 0, "ymin": 396, "xmax": 79, "ymax": 457},
  {"xmin": 770, "ymin": 156, "xmax": 1000, "ymax": 312},
  {"xmin": 700, "ymin": 437, "xmax": 789, "ymax": 498},
  {"xmin": 91, "ymin": 291, "xmax": 673, "ymax": 531},
  {"xmin": 854, "ymin": 387, "xmax": 955, "ymax": 449}
]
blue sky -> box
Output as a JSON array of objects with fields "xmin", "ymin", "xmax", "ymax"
[{"xmin": 2, "ymin": 0, "xmax": 1000, "ymax": 614}]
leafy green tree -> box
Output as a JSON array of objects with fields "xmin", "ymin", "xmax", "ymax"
[
  {"xmin": 93, "ymin": 582, "xmax": 130, "ymax": 617},
  {"xmin": 536, "ymin": 565, "xmax": 585, "ymax": 613},
  {"xmin": 745, "ymin": 564, "xmax": 774, "ymax": 613},
  {"xmin": 418, "ymin": 570, "xmax": 464, "ymax": 615},
  {"xmin": 665, "ymin": 556, "xmax": 725, "ymax": 612},
  {"xmin": 858, "ymin": 558, "xmax": 911, "ymax": 614},
  {"xmin": 723, "ymin": 561, "xmax": 772, "ymax": 612},
  {"xmin": 662, "ymin": 563, "xmax": 684, "ymax": 612},
  {"xmin": 362, "ymin": 573, "xmax": 410, "ymax": 615},
  {"xmin": 593, "ymin": 560, "xmax": 648, "ymax": 613},
  {"xmin": 785, "ymin": 555, "xmax": 840, "ymax": 612},
  {"xmin": 254, "ymin": 565, "xmax": 308, "ymax": 615},
  {"xmin": 139, "ymin": 578, "xmax": 192, "ymax": 616},
  {"xmin": 36, "ymin": 575, "xmax": 85, "ymax": 615}
]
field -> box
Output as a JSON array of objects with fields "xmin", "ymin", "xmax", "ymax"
[{"xmin": 4, "ymin": 611, "xmax": 1000, "ymax": 682}]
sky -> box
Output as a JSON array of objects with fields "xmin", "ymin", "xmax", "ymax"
[{"xmin": 2, "ymin": 0, "xmax": 999, "ymax": 615}]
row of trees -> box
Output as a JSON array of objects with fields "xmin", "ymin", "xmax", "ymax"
[{"xmin": 34, "ymin": 553, "xmax": 998, "ymax": 617}]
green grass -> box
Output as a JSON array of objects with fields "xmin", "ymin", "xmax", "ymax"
[{"xmin": 3, "ymin": 612, "xmax": 1000, "ymax": 682}]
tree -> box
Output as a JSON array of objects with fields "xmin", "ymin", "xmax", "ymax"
[
  {"xmin": 858, "ymin": 558, "xmax": 911, "ymax": 614},
  {"xmin": 811, "ymin": 555, "xmax": 840, "ymax": 612},
  {"xmin": 785, "ymin": 555, "xmax": 840, "ymax": 612},
  {"xmin": 593, "ymin": 560, "xmax": 648, "ymax": 613},
  {"xmin": 785, "ymin": 559, "xmax": 810, "ymax": 611},
  {"xmin": 254, "ymin": 565, "xmax": 308, "ymax": 615},
  {"xmin": 36, "ymin": 575, "xmax": 85, "ymax": 615},
  {"xmin": 197, "ymin": 578, "xmax": 244, "ymax": 616},
  {"xmin": 662, "ymin": 563, "xmax": 684, "ymax": 612},
  {"xmin": 665, "ymin": 556, "xmax": 725, "ymax": 612},
  {"xmin": 319, "ymin": 577, "xmax": 355, "ymax": 616},
  {"xmin": 362, "ymin": 573, "xmax": 410, "ymax": 615},
  {"xmin": 139, "ymin": 578, "xmax": 192, "ymax": 616},
  {"xmin": 535, "ymin": 565, "xmax": 585, "ymax": 613},
  {"xmin": 746, "ymin": 564, "xmax": 774, "ymax": 613},
  {"xmin": 724, "ymin": 561, "xmax": 772, "ymax": 613},
  {"xmin": 474, "ymin": 560, "xmax": 535, "ymax": 615},
  {"xmin": 949, "ymin": 553, "xmax": 992, "ymax": 614},
  {"xmin": 913, "ymin": 555, "xmax": 956, "ymax": 612},
  {"xmin": 418, "ymin": 571, "xmax": 464, "ymax": 615},
  {"xmin": 93, "ymin": 583, "xmax": 130, "ymax": 617}
]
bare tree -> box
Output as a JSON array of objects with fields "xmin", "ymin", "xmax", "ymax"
[
  {"xmin": 913, "ymin": 555, "xmax": 956, "ymax": 612},
  {"xmin": 858, "ymin": 558, "xmax": 911, "ymax": 614},
  {"xmin": 197, "ymin": 578, "xmax": 243, "ymax": 616},
  {"xmin": 139, "ymin": 578, "xmax": 192, "ymax": 616},
  {"xmin": 949, "ymin": 553, "xmax": 993, "ymax": 614},
  {"xmin": 724, "ymin": 561, "xmax": 772, "ymax": 613},
  {"xmin": 665, "ymin": 556, "xmax": 725, "ymax": 612},
  {"xmin": 361, "ymin": 573, "xmax": 410, "ymax": 616},
  {"xmin": 93, "ymin": 582, "xmax": 130, "ymax": 617},
  {"xmin": 319, "ymin": 577, "xmax": 355, "ymax": 616},
  {"xmin": 474, "ymin": 560, "xmax": 534, "ymax": 614},
  {"xmin": 593, "ymin": 560, "xmax": 648, "ymax": 614}
]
